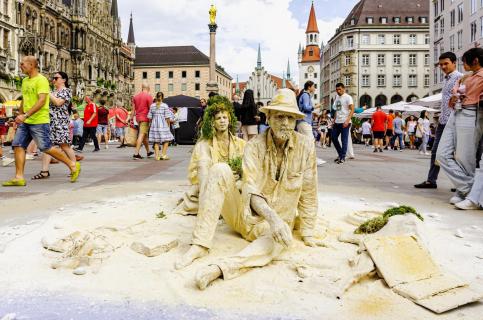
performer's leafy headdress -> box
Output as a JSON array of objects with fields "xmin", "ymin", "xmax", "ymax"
[{"xmin": 200, "ymin": 95, "xmax": 237, "ymax": 140}]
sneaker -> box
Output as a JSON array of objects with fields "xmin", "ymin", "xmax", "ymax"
[
  {"xmin": 424, "ymin": 152, "xmax": 431, "ymax": 155},
  {"xmin": 93, "ymin": 148, "xmax": 100, "ymax": 152},
  {"xmin": 25, "ymin": 154, "xmax": 35, "ymax": 160},
  {"xmin": 1, "ymin": 157, "xmax": 15, "ymax": 167},
  {"xmin": 373, "ymin": 148, "xmax": 378, "ymax": 153},
  {"xmin": 117, "ymin": 144, "xmax": 125, "ymax": 149},
  {"xmin": 336, "ymin": 158, "xmax": 345, "ymax": 164},
  {"xmin": 322, "ymin": 145, "xmax": 326, "ymax": 149},
  {"xmin": 414, "ymin": 181, "xmax": 437, "ymax": 189},
  {"xmin": 449, "ymin": 195, "xmax": 465, "ymax": 205},
  {"xmin": 133, "ymin": 154, "xmax": 143, "ymax": 160},
  {"xmin": 316, "ymin": 158, "xmax": 326, "ymax": 166},
  {"xmin": 399, "ymin": 148, "xmax": 403, "ymax": 152},
  {"xmin": 147, "ymin": 151, "xmax": 154, "ymax": 158},
  {"xmin": 455, "ymin": 199, "xmax": 480, "ymax": 210},
  {"xmin": 333, "ymin": 157, "xmax": 340, "ymax": 162},
  {"xmin": 379, "ymin": 148, "xmax": 383, "ymax": 152}
]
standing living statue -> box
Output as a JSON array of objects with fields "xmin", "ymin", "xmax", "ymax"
[
  {"xmin": 173, "ymin": 96, "xmax": 245, "ymax": 215},
  {"xmin": 176, "ymin": 89, "xmax": 324, "ymax": 290},
  {"xmin": 209, "ymin": 4, "xmax": 217, "ymax": 25}
]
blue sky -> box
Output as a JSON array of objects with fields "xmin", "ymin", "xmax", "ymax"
[{"xmin": 117, "ymin": 0, "xmax": 359, "ymax": 84}]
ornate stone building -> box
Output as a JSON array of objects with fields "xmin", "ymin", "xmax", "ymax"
[
  {"xmin": 3, "ymin": 0, "xmax": 134, "ymax": 105},
  {"xmin": 0, "ymin": 0, "xmax": 21, "ymax": 102}
]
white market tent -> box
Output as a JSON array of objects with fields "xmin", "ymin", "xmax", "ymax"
[
  {"xmin": 355, "ymin": 101, "xmax": 438, "ymax": 119},
  {"xmin": 410, "ymin": 93, "xmax": 442, "ymax": 109}
]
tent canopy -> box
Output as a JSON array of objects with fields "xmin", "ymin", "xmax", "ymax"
[
  {"xmin": 163, "ymin": 95, "xmax": 200, "ymax": 109},
  {"xmin": 410, "ymin": 93, "xmax": 442, "ymax": 108}
]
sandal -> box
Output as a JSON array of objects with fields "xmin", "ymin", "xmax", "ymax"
[{"xmin": 32, "ymin": 171, "xmax": 50, "ymax": 180}]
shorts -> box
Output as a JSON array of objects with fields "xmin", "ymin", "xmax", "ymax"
[
  {"xmin": 115, "ymin": 127, "xmax": 126, "ymax": 137},
  {"xmin": 363, "ymin": 134, "xmax": 371, "ymax": 139},
  {"xmin": 96, "ymin": 124, "xmax": 108, "ymax": 135},
  {"xmin": 12, "ymin": 123, "xmax": 52, "ymax": 152},
  {"xmin": 385, "ymin": 129, "xmax": 393, "ymax": 137},
  {"xmin": 0, "ymin": 125, "xmax": 7, "ymax": 135},
  {"xmin": 373, "ymin": 131, "xmax": 385, "ymax": 139},
  {"xmin": 139, "ymin": 121, "xmax": 149, "ymax": 135}
]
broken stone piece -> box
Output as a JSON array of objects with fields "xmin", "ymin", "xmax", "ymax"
[
  {"xmin": 130, "ymin": 236, "xmax": 178, "ymax": 257},
  {"xmin": 73, "ymin": 267, "xmax": 87, "ymax": 275},
  {"xmin": 454, "ymin": 229, "xmax": 464, "ymax": 238},
  {"xmin": 414, "ymin": 286, "xmax": 483, "ymax": 314},
  {"xmin": 393, "ymin": 274, "xmax": 467, "ymax": 301}
]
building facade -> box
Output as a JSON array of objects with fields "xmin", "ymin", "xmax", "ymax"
[
  {"xmin": 430, "ymin": 0, "xmax": 483, "ymax": 94},
  {"xmin": 0, "ymin": 0, "xmax": 19, "ymax": 102},
  {"xmin": 0, "ymin": 0, "xmax": 134, "ymax": 105},
  {"xmin": 133, "ymin": 45, "xmax": 232, "ymax": 100},
  {"xmin": 321, "ymin": 0, "xmax": 430, "ymax": 109},
  {"xmin": 298, "ymin": 2, "xmax": 321, "ymax": 105},
  {"xmin": 242, "ymin": 45, "xmax": 294, "ymax": 104}
]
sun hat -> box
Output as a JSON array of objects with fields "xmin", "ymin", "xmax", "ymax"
[{"xmin": 259, "ymin": 88, "xmax": 305, "ymax": 120}]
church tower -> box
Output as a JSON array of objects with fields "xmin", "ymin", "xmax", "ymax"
[
  {"xmin": 127, "ymin": 13, "xmax": 136, "ymax": 59},
  {"xmin": 298, "ymin": 1, "xmax": 320, "ymax": 104}
]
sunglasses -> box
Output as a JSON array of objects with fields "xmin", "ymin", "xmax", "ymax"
[{"xmin": 52, "ymin": 76, "xmax": 62, "ymax": 80}]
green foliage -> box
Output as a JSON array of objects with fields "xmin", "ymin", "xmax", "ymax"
[
  {"xmin": 228, "ymin": 156, "xmax": 243, "ymax": 177},
  {"xmin": 156, "ymin": 211, "xmax": 166, "ymax": 219},
  {"xmin": 200, "ymin": 95, "xmax": 237, "ymax": 140},
  {"xmin": 13, "ymin": 75, "xmax": 23, "ymax": 89},
  {"xmin": 96, "ymin": 78, "xmax": 104, "ymax": 87},
  {"xmin": 354, "ymin": 205, "xmax": 423, "ymax": 234},
  {"xmin": 351, "ymin": 116, "xmax": 362, "ymax": 127},
  {"xmin": 110, "ymin": 83, "xmax": 116, "ymax": 90}
]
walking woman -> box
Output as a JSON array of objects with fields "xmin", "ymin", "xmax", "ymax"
[
  {"xmin": 148, "ymin": 92, "xmax": 174, "ymax": 160},
  {"xmin": 33, "ymin": 71, "xmax": 76, "ymax": 180},
  {"xmin": 239, "ymin": 89, "xmax": 258, "ymax": 141},
  {"xmin": 407, "ymin": 115, "xmax": 417, "ymax": 149},
  {"xmin": 417, "ymin": 110, "xmax": 431, "ymax": 155}
]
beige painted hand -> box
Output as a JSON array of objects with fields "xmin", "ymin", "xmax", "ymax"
[
  {"xmin": 302, "ymin": 236, "xmax": 327, "ymax": 247},
  {"xmin": 270, "ymin": 217, "xmax": 293, "ymax": 248}
]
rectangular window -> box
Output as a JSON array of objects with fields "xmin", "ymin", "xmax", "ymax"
[
  {"xmin": 393, "ymin": 34, "xmax": 400, "ymax": 45},
  {"xmin": 425, "ymin": 34, "xmax": 430, "ymax": 44},
  {"xmin": 142, "ymin": 71, "xmax": 147, "ymax": 79},
  {"xmin": 393, "ymin": 74, "xmax": 402, "ymax": 87},
  {"xmin": 377, "ymin": 34, "xmax": 385, "ymax": 45},
  {"xmin": 195, "ymin": 70, "xmax": 200, "ymax": 78},
  {"xmin": 440, "ymin": 0, "xmax": 445, "ymax": 11},
  {"xmin": 361, "ymin": 34, "xmax": 370, "ymax": 45},
  {"xmin": 168, "ymin": 71, "xmax": 173, "ymax": 78},
  {"xmin": 345, "ymin": 55, "xmax": 351, "ymax": 66},
  {"xmin": 406, "ymin": 17, "xmax": 414, "ymax": 23},
  {"xmin": 450, "ymin": 34, "xmax": 455, "ymax": 51},
  {"xmin": 304, "ymin": 73, "xmax": 308, "ymax": 79},
  {"xmin": 450, "ymin": 9, "xmax": 455, "ymax": 27},
  {"xmin": 457, "ymin": 4, "xmax": 463, "ymax": 23},
  {"xmin": 195, "ymin": 83, "xmax": 200, "ymax": 91},
  {"xmin": 181, "ymin": 83, "xmax": 187, "ymax": 91},
  {"xmin": 362, "ymin": 75, "xmax": 370, "ymax": 87},
  {"xmin": 168, "ymin": 83, "xmax": 173, "ymax": 91},
  {"xmin": 409, "ymin": 34, "xmax": 417, "ymax": 44},
  {"xmin": 377, "ymin": 54, "xmax": 385, "ymax": 66},
  {"xmin": 424, "ymin": 53, "xmax": 430, "ymax": 65},
  {"xmin": 409, "ymin": 74, "xmax": 417, "ymax": 87},
  {"xmin": 314, "ymin": 72, "xmax": 318, "ymax": 78},
  {"xmin": 409, "ymin": 54, "xmax": 417, "ymax": 66},
  {"xmin": 394, "ymin": 17, "xmax": 401, "ymax": 23},
  {"xmin": 440, "ymin": 18, "xmax": 444, "ymax": 34},
  {"xmin": 181, "ymin": 71, "xmax": 187, "ymax": 78},
  {"xmin": 434, "ymin": 1, "xmax": 439, "ymax": 16},
  {"xmin": 377, "ymin": 75, "xmax": 386, "ymax": 87},
  {"xmin": 362, "ymin": 54, "xmax": 370, "ymax": 66},
  {"xmin": 470, "ymin": 21, "xmax": 477, "ymax": 41},
  {"xmin": 434, "ymin": 21, "xmax": 439, "ymax": 39},
  {"xmin": 155, "ymin": 84, "xmax": 160, "ymax": 92},
  {"xmin": 434, "ymin": 68, "xmax": 438, "ymax": 85},
  {"xmin": 457, "ymin": 30, "xmax": 463, "ymax": 48},
  {"xmin": 344, "ymin": 75, "xmax": 351, "ymax": 86},
  {"xmin": 367, "ymin": 17, "xmax": 373, "ymax": 24},
  {"xmin": 471, "ymin": 0, "xmax": 477, "ymax": 13},
  {"xmin": 424, "ymin": 74, "xmax": 430, "ymax": 87},
  {"xmin": 393, "ymin": 54, "xmax": 401, "ymax": 65},
  {"xmin": 346, "ymin": 36, "xmax": 354, "ymax": 48},
  {"xmin": 380, "ymin": 17, "xmax": 387, "ymax": 24},
  {"xmin": 420, "ymin": 17, "xmax": 428, "ymax": 23},
  {"xmin": 155, "ymin": 71, "xmax": 160, "ymax": 79}
]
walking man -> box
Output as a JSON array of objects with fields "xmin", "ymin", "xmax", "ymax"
[
  {"xmin": 76, "ymin": 96, "xmax": 99, "ymax": 152},
  {"xmin": 331, "ymin": 83, "xmax": 354, "ymax": 163},
  {"xmin": 131, "ymin": 83, "xmax": 154, "ymax": 159},
  {"xmin": 2, "ymin": 56, "xmax": 80, "ymax": 186},
  {"xmin": 415, "ymin": 52, "xmax": 462, "ymax": 189},
  {"xmin": 371, "ymin": 106, "xmax": 387, "ymax": 152},
  {"xmin": 391, "ymin": 112, "xmax": 405, "ymax": 151}
]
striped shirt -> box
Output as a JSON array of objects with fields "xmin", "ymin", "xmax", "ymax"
[{"xmin": 440, "ymin": 70, "xmax": 463, "ymax": 125}]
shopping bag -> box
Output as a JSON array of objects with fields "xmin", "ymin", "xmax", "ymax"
[{"xmin": 125, "ymin": 126, "xmax": 138, "ymax": 146}]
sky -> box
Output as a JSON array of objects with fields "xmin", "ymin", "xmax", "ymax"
[{"xmin": 117, "ymin": 0, "xmax": 359, "ymax": 84}]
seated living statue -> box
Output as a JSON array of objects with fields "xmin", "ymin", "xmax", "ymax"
[
  {"xmin": 173, "ymin": 96, "xmax": 246, "ymax": 215},
  {"xmin": 175, "ymin": 88, "xmax": 325, "ymax": 290}
]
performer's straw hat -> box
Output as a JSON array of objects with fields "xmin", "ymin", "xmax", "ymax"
[{"xmin": 259, "ymin": 88, "xmax": 306, "ymax": 120}]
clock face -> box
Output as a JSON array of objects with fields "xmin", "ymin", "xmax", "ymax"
[{"xmin": 307, "ymin": 66, "xmax": 314, "ymax": 73}]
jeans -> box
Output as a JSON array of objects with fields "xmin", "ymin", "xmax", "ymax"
[
  {"xmin": 427, "ymin": 124, "xmax": 445, "ymax": 184},
  {"xmin": 78, "ymin": 126, "xmax": 99, "ymax": 151},
  {"xmin": 332, "ymin": 123, "xmax": 351, "ymax": 160},
  {"xmin": 390, "ymin": 132, "xmax": 405, "ymax": 150},
  {"xmin": 467, "ymin": 135, "xmax": 483, "ymax": 206},
  {"xmin": 96, "ymin": 124, "xmax": 108, "ymax": 135},
  {"xmin": 12, "ymin": 123, "xmax": 52, "ymax": 152},
  {"xmin": 419, "ymin": 133, "xmax": 429, "ymax": 152},
  {"xmin": 436, "ymin": 109, "xmax": 483, "ymax": 196}
]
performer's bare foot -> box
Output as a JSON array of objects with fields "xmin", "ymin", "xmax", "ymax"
[
  {"xmin": 195, "ymin": 265, "xmax": 222, "ymax": 290},
  {"xmin": 175, "ymin": 244, "xmax": 208, "ymax": 270}
]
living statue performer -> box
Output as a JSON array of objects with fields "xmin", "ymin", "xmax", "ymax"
[
  {"xmin": 173, "ymin": 96, "xmax": 245, "ymax": 216},
  {"xmin": 175, "ymin": 89, "xmax": 324, "ymax": 289},
  {"xmin": 209, "ymin": 4, "xmax": 217, "ymax": 25}
]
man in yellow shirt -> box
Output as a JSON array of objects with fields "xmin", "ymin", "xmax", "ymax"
[
  {"xmin": 2, "ymin": 56, "xmax": 80, "ymax": 187},
  {"xmin": 176, "ymin": 89, "xmax": 324, "ymax": 289}
]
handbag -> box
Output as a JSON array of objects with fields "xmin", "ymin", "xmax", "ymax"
[{"xmin": 125, "ymin": 124, "xmax": 138, "ymax": 146}]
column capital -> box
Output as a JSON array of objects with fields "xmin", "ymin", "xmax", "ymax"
[{"xmin": 208, "ymin": 24, "xmax": 217, "ymax": 33}]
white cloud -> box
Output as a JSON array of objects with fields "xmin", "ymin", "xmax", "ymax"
[{"xmin": 118, "ymin": 0, "xmax": 343, "ymax": 85}]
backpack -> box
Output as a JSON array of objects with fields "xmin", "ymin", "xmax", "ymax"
[{"xmin": 297, "ymin": 91, "xmax": 310, "ymax": 112}]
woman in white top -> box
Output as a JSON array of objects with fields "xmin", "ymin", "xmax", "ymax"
[
  {"xmin": 406, "ymin": 115, "xmax": 417, "ymax": 150},
  {"xmin": 417, "ymin": 111, "xmax": 431, "ymax": 155},
  {"xmin": 361, "ymin": 119, "xmax": 372, "ymax": 146}
]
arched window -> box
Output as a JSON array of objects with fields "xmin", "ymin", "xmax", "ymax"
[
  {"xmin": 375, "ymin": 94, "xmax": 387, "ymax": 107},
  {"xmin": 390, "ymin": 94, "xmax": 403, "ymax": 104},
  {"xmin": 310, "ymin": 34, "xmax": 313, "ymax": 42},
  {"xmin": 25, "ymin": 7, "xmax": 31, "ymax": 30},
  {"xmin": 406, "ymin": 94, "xmax": 418, "ymax": 102},
  {"xmin": 359, "ymin": 94, "xmax": 372, "ymax": 108}
]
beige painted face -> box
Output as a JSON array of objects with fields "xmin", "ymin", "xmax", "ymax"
[
  {"xmin": 268, "ymin": 111, "xmax": 296, "ymax": 141},
  {"xmin": 214, "ymin": 111, "xmax": 230, "ymax": 133}
]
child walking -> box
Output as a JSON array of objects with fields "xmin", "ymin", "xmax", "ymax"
[{"xmin": 148, "ymin": 92, "xmax": 174, "ymax": 160}]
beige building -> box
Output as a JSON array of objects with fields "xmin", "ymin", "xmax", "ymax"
[
  {"xmin": 430, "ymin": 0, "xmax": 483, "ymax": 94},
  {"xmin": 133, "ymin": 45, "xmax": 232, "ymax": 100},
  {"xmin": 321, "ymin": 0, "xmax": 430, "ymax": 108}
]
